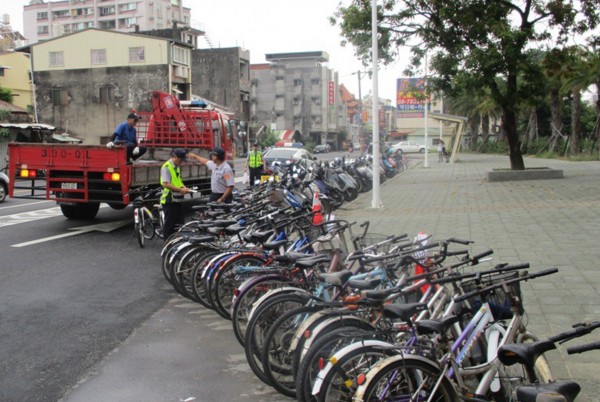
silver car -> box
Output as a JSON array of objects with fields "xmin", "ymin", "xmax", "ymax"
[
  {"xmin": 391, "ymin": 141, "xmax": 426, "ymax": 153},
  {"xmin": 263, "ymin": 147, "xmax": 314, "ymax": 170}
]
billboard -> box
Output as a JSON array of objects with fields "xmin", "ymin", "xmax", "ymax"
[{"xmin": 396, "ymin": 78, "xmax": 430, "ymax": 118}]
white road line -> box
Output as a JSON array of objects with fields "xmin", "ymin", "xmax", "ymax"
[
  {"xmin": 0, "ymin": 200, "xmax": 52, "ymax": 210},
  {"xmin": 0, "ymin": 207, "xmax": 64, "ymax": 228}
]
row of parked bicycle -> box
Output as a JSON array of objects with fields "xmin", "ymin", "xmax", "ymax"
[{"xmin": 156, "ymin": 163, "xmax": 597, "ymax": 402}]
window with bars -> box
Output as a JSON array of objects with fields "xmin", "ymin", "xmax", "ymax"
[
  {"xmin": 49, "ymin": 51, "xmax": 64, "ymax": 67},
  {"xmin": 172, "ymin": 46, "xmax": 189, "ymax": 65},
  {"xmin": 129, "ymin": 47, "xmax": 145, "ymax": 63},
  {"xmin": 52, "ymin": 89, "xmax": 69, "ymax": 106},
  {"xmin": 38, "ymin": 26, "xmax": 49, "ymax": 34},
  {"xmin": 91, "ymin": 49, "xmax": 106, "ymax": 65},
  {"xmin": 99, "ymin": 86, "xmax": 114, "ymax": 104}
]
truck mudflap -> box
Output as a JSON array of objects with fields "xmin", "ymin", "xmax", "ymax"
[{"xmin": 8, "ymin": 143, "xmax": 131, "ymax": 204}]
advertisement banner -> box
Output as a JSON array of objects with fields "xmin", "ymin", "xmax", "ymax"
[
  {"xmin": 396, "ymin": 78, "xmax": 430, "ymax": 118},
  {"xmin": 328, "ymin": 81, "xmax": 335, "ymax": 105}
]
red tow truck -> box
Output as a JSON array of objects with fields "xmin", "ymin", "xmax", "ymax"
[{"xmin": 8, "ymin": 91, "xmax": 237, "ymax": 219}]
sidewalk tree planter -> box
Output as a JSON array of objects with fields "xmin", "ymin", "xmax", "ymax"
[{"xmin": 487, "ymin": 167, "xmax": 564, "ymax": 182}]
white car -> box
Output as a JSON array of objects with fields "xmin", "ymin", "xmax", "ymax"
[{"xmin": 391, "ymin": 141, "xmax": 426, "ymax": 153}]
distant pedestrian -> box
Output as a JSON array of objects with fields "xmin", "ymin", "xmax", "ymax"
[
  {"xmin": 438, "ymin": 141, "xmax": 445, "ymax": 162},
  {"xmin": 246, "ymin": 142, "xmax": 265, "ymax": 186}
]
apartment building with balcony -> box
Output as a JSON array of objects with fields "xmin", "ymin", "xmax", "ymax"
[
  {"xmin": 249, "ymin": 51, "xmax": 348, "ymax": 149},
  {"xmin": 23, "ymin": 0, "xmax": 190, "ymax": 44}
]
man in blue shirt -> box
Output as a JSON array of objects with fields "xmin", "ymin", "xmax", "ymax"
[{"xmin": 106, "ymin": 113, "xmax": 147, "ymax": 162}]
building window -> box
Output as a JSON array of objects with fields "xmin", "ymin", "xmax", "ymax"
[
  {"xmin": 38, "ymin": 26, "xmax": 49, "ymax": 34},
  {"xmin": 37, "ymin": 12, "xmax": 48, "ymax": 20},
  {"xmin": 312, "ymin": 97, "xmax": 321, "ymax": 106},
  {"xmin": 128, "ymin": 47, "xmax": 145, "ymax": 63},
  {"xmin": 99, "ymin": 6, "xmax": 115, "ymax": 16},
  {"xmin": 0, "ymin": 68, "xmax": 4, "ymax": 77},
  {"xmin": 311, "ymin": 78, "xmax": 320, "ymax": 86},
  {"xmin": 99, "ymin": 86, "xmax": 114, "ymax": 104},
  {"xmin": 91, "ymin": 49, "xmax": 106, "ymax": 65},
  {"xmin": 293, "ymin": 79, "xmax": 303, "ymax": 86},
  {"xmin": 119, "ymin": 3, "xmax": 137, "ymax": 12},
  {"xmin": 52, "ymin": 89, "xmax": 68, "ymax": 106},
  {"xmin": 172, "ymin": 46, "xmax": 189, "ymax": 65},
  {"xmin": 251, "ymin": 79, "xmax": 258, "ymax": 87},
  {"xmin": 49, "ymin": 51, "xmax": 64, "ymax": 67},
  {"xmin": 119, "ymin": 17, "xmax": 137, "ymax": 27},
  {"xmin": 275, "ymin": 75, "xmax": 284, "ymax": 81},
  {"xmin": 52, "ymin": 10, "xmax": 70, "ymax": 18}
]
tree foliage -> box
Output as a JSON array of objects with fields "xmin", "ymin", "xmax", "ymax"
[
  {"xmin": 0, "ymin": 86, "xmax": 13, "ymax": 103},
  {"xmin": 332, "ymin": 0, "xmax": 599, "ymax": 169}
]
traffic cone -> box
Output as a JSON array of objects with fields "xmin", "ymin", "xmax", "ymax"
[{"xmin": 312, "ymin": 191, "xmax": 324, "ymax": 225}]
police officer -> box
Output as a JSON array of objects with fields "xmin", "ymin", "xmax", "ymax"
[
  {"xmin": 246, "ymin": 142, "xmax": 265, "ymax": 186},
  {"xmin": 160, "ymin": 148, "xmax": 191, "ymax": 240},
  {"xmin": 187, "ymin": 147, "xmax": 235, "ymax": 203},
  {"xmin": 107, "ymin": 113, "xmax": 147, "ymax": 163}
]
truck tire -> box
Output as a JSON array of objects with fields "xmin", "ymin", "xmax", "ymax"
[{"xmin": 60, "ymin": 203, "xmax": 100, "ymax": 220}]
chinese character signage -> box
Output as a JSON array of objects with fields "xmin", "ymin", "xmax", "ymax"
[
  {"xmin": 396, "ymin": 78, "xmax": 430, "ymax": 118},
  {"xmin": 328, "ymin": 81, "xmax": 335, "ymax": 105}
]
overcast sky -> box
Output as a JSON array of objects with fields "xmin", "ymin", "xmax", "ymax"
[{"xmin": 3, "ymin": 0, "xmax": 407, "ymax": 102}]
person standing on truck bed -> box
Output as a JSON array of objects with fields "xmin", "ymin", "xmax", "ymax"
[
  {"xmin": 106, "ymin": 113, "xmax": 147, "ymax": 163},
  {"xmin": 160, "ymin": 148, "xmax": 191, "ymax": 241},
  {"xmin": 187, "ymin": 147, "xmax": 234, "ymax": 203},
  {"xmin": 247, "ymin": 141, "xmax": 265, "ymax": 186}
]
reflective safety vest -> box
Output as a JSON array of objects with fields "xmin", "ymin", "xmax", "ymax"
[
  {"xmin": 248, "ymin": 151, "xmax": 263, "ymax": 168},
  {"xmin": 160, "ymin": 161, "xmax": 184, "ymax": 204}
]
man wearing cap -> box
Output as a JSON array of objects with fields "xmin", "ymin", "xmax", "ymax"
[
  {"xmin": 187, "ymin": 147, "xmax": 234, "ymax": 203},
  {"xmin": 160, "ymin": 149, "xmax": 191, "ymax": 240},
  {"xmin": 246, "ymin": 142, "xmax": 265, "ymax": 186},
  {"xmin": 106, "ymin": 113, "xmax": 147, "ymax": 163}
]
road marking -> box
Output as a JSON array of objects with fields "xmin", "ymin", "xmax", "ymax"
[
  {"xmin": 0, "ymin": 206, "xmax": 65, "ymax": 227},
  {"xmin": 11, "ymin": 219, "xmax": 130, "ymax": 248},
  {"xmin": 0, "ymin": 200, "xmax": 52, "ymax": 210}
]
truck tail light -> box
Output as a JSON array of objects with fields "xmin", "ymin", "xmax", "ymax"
[
  {"xmin": 103, "ymin": 172, "xmax": 121, "ymax": 181},
  {"xmin": 20, "ymin": 169, "xmax": 37, "ymax": 178}
]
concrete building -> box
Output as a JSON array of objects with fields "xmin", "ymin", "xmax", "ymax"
[
  {"xmin": 0, "ymin": 51, "xmax": 34, "ymax": 112},
  {"xmin": 23, "ymin": 0, "xmax": 190, "ymax": 44},
  {"xmin": 249, "ymin": 51, "xmax": 347, "ymax": 150},
  {"xmin": 24, "ymin": 27, "xmax": 193, "ymax": 143}
]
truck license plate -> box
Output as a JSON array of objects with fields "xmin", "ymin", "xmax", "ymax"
[{"xmin": 61, "ymin": 183, "xmax": 78, "ymax": 189}]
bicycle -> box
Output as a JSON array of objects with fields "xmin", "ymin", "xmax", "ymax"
[{"xmin": 132, "ymin": 187, "xmax": 164, "ymax": 247}]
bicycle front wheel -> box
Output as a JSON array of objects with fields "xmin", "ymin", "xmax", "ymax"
[
  {"xmin": 135, "ymin": 208, "xmax": 145, "ymax": 247},
  {"xmin": 355, "ymin": 355, "xmax": 457, "ymax": 402},
  {"xmin": 142, "ymin": 210, "xmax": 155, "ymax": 240}
]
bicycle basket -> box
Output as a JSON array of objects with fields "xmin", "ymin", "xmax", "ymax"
[
  {"xmin": 356, "ymin": 233, "xmax": 395, "ymax": 254},
  {"xmin": 460, "ymin": 271, "xmax": 522, "ymax": 320}
]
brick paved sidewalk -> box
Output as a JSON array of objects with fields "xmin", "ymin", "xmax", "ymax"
[{"xmin": 336, "ymin": 153, "xmax": 600, "ymax": 400}]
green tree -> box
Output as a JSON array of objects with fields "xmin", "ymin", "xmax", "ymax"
[
  {"xmin": 0, "ymin": 86, "xmax": 13, "ymax": 103},
  {"xmin": 331, "ymin": 0, "xmax": 599, "ymax": 169}
]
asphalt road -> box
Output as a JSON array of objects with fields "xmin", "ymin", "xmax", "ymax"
[{"xmin": 0, "ymin": 151, "xmax": 353, "ymax": 401}]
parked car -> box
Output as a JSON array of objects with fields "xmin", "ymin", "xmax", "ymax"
[
  {"xmin": 313, "ymin": 144, "xmax": 330, "ymax": 154},
  {"xmin": 0, "ymin": 171, "xmax": 9, "ymax": 203},
  {"xmin": 263, "ymin": 147, "xmax": 315, "ymax": 170},
  {"xmin": 391, "ymin": 141, "xmax": 426, "ymax": 153}
]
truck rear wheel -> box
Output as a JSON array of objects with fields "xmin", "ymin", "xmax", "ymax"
[{"xmin": 60, "ymin": 203, "xmax": 100, "ymax": 220}]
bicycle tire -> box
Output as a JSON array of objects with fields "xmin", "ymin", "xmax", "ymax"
[
  {"xmin": 295, "ymin": 328, "xmax": 373, "ymax": 402},
  {"xmin": 190, "ymin": 250, "xmax": 222, "ymax": 309},
  {"xmin": 231, "ymin": 276, "xmax": 293, "ymax": 346},
  {"xmin": 244, "ymin": 292, "xmax": 312, "ymax": 386},
  {"xmin": 354, "ymin": 355, "xmax": 457, "ymax": 402},
  {"xmin": 142, "ymin": 209, "xmax": 155, "ymax": 240},
  {"xmin": 314, "ymin": 343, "xmax": 398, "ymax": 402},
  {"xmin": 212, "ymin": 254, "xmax": 268, "ymax": 320},
  {"xmin": 174, "ymin": 246, "xmax": 215, "ymax": 302},
  {"xmin": 261, "ymin": 305, "xmax": 324, "ymax": 397},
  {"xmin": 136, "ymin": 208, "xmax": 145, "ymax": 248}
]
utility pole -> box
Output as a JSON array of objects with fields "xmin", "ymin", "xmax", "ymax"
[{"xmin": 371, "ymin": 0, "xmax": 382, "ymax": 209}]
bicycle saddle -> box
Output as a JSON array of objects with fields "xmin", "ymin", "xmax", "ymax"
[
  {"xmin": 516, "ymin": 382, "xmax": 580, "ymax": 402},
  {"xmin": 382, "ymin": 303, "xmax": 428, "ymax": 322},
  {"xmin": 498, "ymin": 340, "xmax": 556, "ymax": 369}
]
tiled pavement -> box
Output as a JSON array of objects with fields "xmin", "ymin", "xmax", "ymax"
[
  {"xmin": 337, "ymin": 153, "xmax": 600, "ymax": 400},
  {"xmin": 62, "ymin": 153, "xmax": 600, "ymax": 402}
]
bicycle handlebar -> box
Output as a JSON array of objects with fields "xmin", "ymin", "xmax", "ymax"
[
  {"xmin": 453, "ymin": 268, "xmax": 559, "ymax": 303},
  {"xmin": 430, "ymin": 263, "xmax": 530, "ymax": 285},
  {"xmin": 567, "ymin": 341, "xmax": 600, "ymax": 355},
  {"xmin": 548, "ymin": 320, "xmax": 600, "ymax": 344}
]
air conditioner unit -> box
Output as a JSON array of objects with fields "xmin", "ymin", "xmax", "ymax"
[
  {"xmin": 242, "ymin": 94, "xmax": 249, "ymax": 101},
  {"xmin": 149, "ymin": 16, "xmax": 154, "ymax": 20}
]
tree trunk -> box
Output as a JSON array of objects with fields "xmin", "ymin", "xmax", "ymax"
[
  {"xmin": 469, "ymin": 114, "xmax": 480, "ymax": 150},
  {"xmin": 570, "ymin": 89, "xmax": 581, "ymax": 156},
  {"xmin": 503, "ymin": 107, "xmax": 525, "ymax": 170},
  {"xmin": 549, "ymin": 88, "xmax": 562, "ymax": 153},
  {"xmin": 481, "ymin": 114, "xmax": 490, "ymax": 143},
  {"xmin": 521, "ymin": 107, "xmax": 537, "ymax": 154}
]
